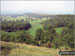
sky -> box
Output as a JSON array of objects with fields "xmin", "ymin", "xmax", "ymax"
[{"xmin": 1, "ymin": 1, "xmax": 74, "ymax": 14}]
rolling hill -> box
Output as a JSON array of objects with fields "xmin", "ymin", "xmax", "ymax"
[{"xmin": 24, "ymin": 13, "xmax": 56, "ymax": 18}]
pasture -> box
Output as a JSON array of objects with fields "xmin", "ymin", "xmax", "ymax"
[
  {"xmin": 55, "ymin": 27, "xmax": 64, "ymax": 34},
  {"xmin": 27, "ymin": 18, "xmax": 47, "ymax": 37}
]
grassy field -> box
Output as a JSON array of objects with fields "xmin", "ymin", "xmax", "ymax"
[
  {"xmin": 0, "ymin": 41, "xmax": 60, "ymax": 56},
  {"xmin": 55, "ymin": 27, "xmax": 65, "ymax": 34},
  {"xmin": 27, "ymin": 18, "xmax": 47, "ymax": 37}
]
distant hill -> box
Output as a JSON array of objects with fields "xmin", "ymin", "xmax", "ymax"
[
  {"xmin": 24, "ymin": 13, "xmax": 56, "ymax": 18},
  {"xmin": 1, "ymin": 13, "xmax": 56, "ymax": 18}
]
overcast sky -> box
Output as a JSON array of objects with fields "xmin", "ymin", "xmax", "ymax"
[{"xmin": 1, "ymin": 1, "xmax": 74, "ymax": 14}]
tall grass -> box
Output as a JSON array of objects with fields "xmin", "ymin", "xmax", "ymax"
[{"xmin": 0, "ymin": 41, "xmax": 59, "ymax": 56}]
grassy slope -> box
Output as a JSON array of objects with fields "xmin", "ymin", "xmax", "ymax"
[
  {"xmin": 27, "ymin": 18, "xmax": 47, "ymax": 37},
  {"xmin": 0, "ymin": 41, "xmax": 59, "ymax": 56},
  {"xmin": 55, "ymin": 28, "xmax": 63, "ymax": 34},
  {"xmin": 55, "ymin": 27, "xmax": 65, "ymax": 34}
]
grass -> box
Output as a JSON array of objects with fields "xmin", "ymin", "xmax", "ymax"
[
  {"xmin": 27, "ymin": 22, "xmax": 43, "ymax": 37},
  {"xmin": 0, "ymin": 41, "xmax": 60, "ymax": 56},
  {"xmin": 55, "ymin": 27, "xmax": 64, "ymax": 34},
  {"xmin": 27, "ymin": 18, "xmax": 47, "ymax": 37}
]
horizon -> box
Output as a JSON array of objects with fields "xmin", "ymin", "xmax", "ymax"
[{"xmin": 1, "ymin": 1, "xmax": 74, "ymax": 15}]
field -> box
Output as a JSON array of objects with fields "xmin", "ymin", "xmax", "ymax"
[
  {"xmin": 27, "ymin": 18, "xmax": 47, "ymax": 37},
  {"xmin": 55, "ymin": 27, "xmax": 64, "ymax": 34},
  {"xmin": 0, "ymin": 41, "xmax": 59, "ymax": 56}
]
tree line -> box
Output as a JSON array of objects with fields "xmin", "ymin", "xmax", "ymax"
[
  {"xmin": 42, "ymin": 15, "xmax": 74, "ymax": 29},
  {"xmin": 1, "ymin": 20, "xmax": 31, "ymax": 32}
]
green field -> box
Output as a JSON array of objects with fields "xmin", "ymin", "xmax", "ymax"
[
  {"xmin": 27, "ymin": 18, "xmax": 47, "ymax": 37},
  {"xmin": 55, "ymin": 27, "xmax": 65, "ymax": 34}
]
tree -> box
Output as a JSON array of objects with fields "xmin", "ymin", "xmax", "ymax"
[
  {"xmin": 1, "ymin": 20, "xmax": 31, "ymax": 32},
  {"xmin": 46, "ymin": 25, "xmax": 57, "ymax": 43},
  {"xmin": 1, "ymin": 31, "xmax": 10, "ymax": 42},
  {"xmin": 35, "ymin": 28, "xmax": 43, "ymax": 46},
  {"xmin": 61, "ymin": 28, "xmax": 74, "ymax": 48}
]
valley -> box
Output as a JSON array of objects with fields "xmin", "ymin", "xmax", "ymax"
[{"xmin": 0, "ymin": 14, "xmax": 74, "ymax": 56}]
